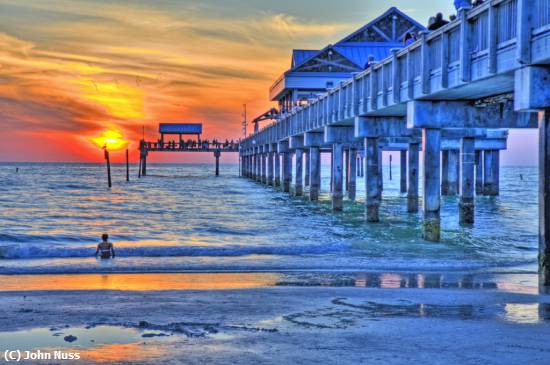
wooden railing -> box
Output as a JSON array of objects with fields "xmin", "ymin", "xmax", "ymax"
[{"xmin": 241, "ymin": 0, "xmax": 550, "ymax": 150}]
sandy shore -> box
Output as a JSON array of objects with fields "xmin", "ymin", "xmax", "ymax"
[{"xmin": 1, "ymin": 272, "xmax": 550, "ymax": 364}]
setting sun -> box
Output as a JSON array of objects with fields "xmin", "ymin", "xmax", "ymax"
[{"xmin": 90, "ymin": 129, "xmax": 129, "ymax": 151}]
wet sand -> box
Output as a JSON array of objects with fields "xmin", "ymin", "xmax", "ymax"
[{"xmin": 1, "ymin": 272, "xmax": 550, "ymax": 364}]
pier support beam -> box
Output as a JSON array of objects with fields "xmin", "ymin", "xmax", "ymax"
[
  {"xmin": 475, "ymin": 151, "xmax": 483, "ymax": 195},
  {"xmin": 309, "ymin": 147, "xmax": 321, "ymax": 201},
  {"xmin": 366, "ymin": 137, "xmax": 381, "ymax": 222},
  {"xmin": 267, "ymin": 151, "xmax": 274, "ymax": 186},
  {"xmin": 348, "ymin": 148, "xmax": 357, "ymax": 201},
  {"xmin": 459, "ymin": 138, "xmax": 475, "ymax": 224},
  {"xmin": 407, "ymin": 143, "xmax": 419, "ymax": 213},
  {"xmin": 400, "ymin": 150, "xmax": 407, "ymax": 193},
  {"xmin": 332, "ymin": 143, "xmax": 344, "ymax": 211},
  {"xmin": 483, "ymin": 150, "xmax": 500, "ymax": 196},
  {"xmin": 422, "ymin": 128, "xmax": 441, "ymax": 242},
  {"xmin": 295, "ymin": 148, "xmax": 304, "ymax": 196}
]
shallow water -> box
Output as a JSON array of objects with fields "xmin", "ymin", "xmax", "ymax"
[{"xmin": 0, "ymin": 162, "xmax": 539, "ymax": 275}]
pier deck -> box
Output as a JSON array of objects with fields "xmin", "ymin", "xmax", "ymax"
[{"xmin": 239, "ymin": 0, "xmax": 550, "ymax": 290}]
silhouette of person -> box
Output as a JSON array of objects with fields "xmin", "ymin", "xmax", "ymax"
[{"xmin": 95, "ymin": 233, "xmax": 115, "ymax": 259}]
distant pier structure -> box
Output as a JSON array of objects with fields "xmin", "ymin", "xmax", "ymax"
[
  {"xmin": 239, "ymin": 2, "xmax": 550, "ymax": 290},
  {"xmin": 139, "ymin": 123, "xmax": 239, "ymax": 176}
]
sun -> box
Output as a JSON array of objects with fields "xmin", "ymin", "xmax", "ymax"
[{"xmin": 90, "ymin": 129, "xmax": 129, "ymax": 151}]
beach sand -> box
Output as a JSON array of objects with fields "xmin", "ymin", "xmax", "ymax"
[{"xmin": 1, "ymin": 272, "xmax": 550, "ymax": 364}]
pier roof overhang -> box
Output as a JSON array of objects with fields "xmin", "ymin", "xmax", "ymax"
[{"xmin": 269, "ymin": 7, "xmax": 426, "ymax": 101}]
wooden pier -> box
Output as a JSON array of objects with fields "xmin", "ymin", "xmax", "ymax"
[
  {"xmin": 239, "ymin": 0, "xmax": 550, "ymax": 290},
  {"xmin": 139, "ymin": 123, "xmax": 239, "ymax": 176}
]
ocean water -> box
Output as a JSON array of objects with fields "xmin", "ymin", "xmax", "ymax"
[{"xmin": 0, "ymin": 162, "xmax": 539, "ymax": 275}]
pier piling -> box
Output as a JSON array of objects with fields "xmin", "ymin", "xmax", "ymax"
[
  {"xmin": 295, "ymin": 148, "xmax": 304, "ymax": 196},
  {"xmin": 104, "ymin": 148, "xmax": 112, "ymax": 188},
  {"xmin": 540, "ymin": 109, "xmax": 550, "ymax": 288},
  {"xmin": 400, "ymin": 150, "xmax": 407, "ymax": 193},
  {"xmin": 483, "ymin": 150, "xmax": 500, "ymax": 195},
  {"xmin": 274, "ymin": 152, "xmax": 281, "ymax": 187},
  {"xmin": 366, "ymin": 138, "xmax": 381, "ymax": 222},
  {"xmin": 309, "ymin": 147, "xmax": 320, "ymax": 201},
  {"xmin": 332, "ymin": 143, "xmax": 344, "ymax": 211},
  {"xmin": 214, "ymin": 150, "xmax": 221, "ymax": 176},
  {"xmin": 126, "ymin": 149, "xmax": 129, "ymax": 182},
  {"xmin": 422, "ymin": 128, "xmax": 441, "ymax": 242},
  {"xmin": 304, "ymin": 151, "xmax": 310, "ymax": 187},
  {"xmin": 283, "ymin": 152, "xmax": 292, "ymax": 193},
  {"xmin": 348, "ymin": 148, "xmax": 357, "ymax": 201},
  {"xmin": 448, "ymin": 150, "xmax": 460, "ymax": 196},
  {"xmin": 267, "ymin": 151, "xmax": 274, "ymax": 186},
  {"xmin": 460, "ymin": 138, "xmax": 475, "ymax": 224},
  {"xmin": 475, "ymin": 151, "xmax": 483, "ymax": 195},
  {"xmin": 407, "ymin": 143, "xmax": 419, "ymax": 213}
]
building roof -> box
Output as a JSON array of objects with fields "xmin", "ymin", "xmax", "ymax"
[
  {"xmin": 270, "ymin": 7, "xmax": 426, "ymax": 100},
  {"xmin": 291, "ymin": 50, "xmax": 319, "ymax": 68},
  {"xmin": 290, "ymin": 7, "xmax": 425, "ymax": 71},
  {"xmin": 333, "ymin": 43, "xmax": 401, "ymax": 68}
]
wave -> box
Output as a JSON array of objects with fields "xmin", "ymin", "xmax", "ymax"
[{"xmin": 0, "ymin": 242, "xmax": 351, "ymax": 260}]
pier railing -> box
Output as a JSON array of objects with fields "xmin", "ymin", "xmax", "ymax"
[{"xmin": 241, "ymin": 0, "xmax": 550, "ymax": 150}]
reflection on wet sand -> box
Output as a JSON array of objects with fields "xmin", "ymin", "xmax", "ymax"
[
  {"xmin": 0, "ymin": 273, "xmax": 280, "ymax": 291},
  {"xmin": 78, "ymin": 343, "xmax": 165, "ymax": 364},
  {"xmin": 328, "ymin": 298, "xmax": 550, "ymax": 324},
  {"xmin": 0, "ymin": 271, "xmax": 540, "ymax": 295},
  {"xmin": 276, "ymin": 272, "xmax": 538, "ymax": 294}
]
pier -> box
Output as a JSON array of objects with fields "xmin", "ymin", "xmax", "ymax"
[
  {"xmin": 239, "ymin": 1, "xmax": 550, "ymax": 289},
  {"xmin": 139, "ymin": 123, "xmax": 239, "ymax": 176}
]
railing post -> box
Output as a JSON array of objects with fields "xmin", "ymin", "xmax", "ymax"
[
  {"xmin": 487, "ymin": 1, "xmax": 497, "ymax": 73},
  {"xmin": 517, "ymin": 0, "xmax": 532, "ymax": 65},
  {"xmin": 459, "ymin": 8, "xmax": 472, "ymax": 82},
  {"xmin": 352, "ymin": 76, "xmax": 359, "ymax": 116},
  {"xmin": 381, "ymin": 64, "xmax": 387, "ymax": 107},
  {"xmin": 441, "ymin": 32, "xmax": 449, "ymax": 88},
  {"xmin": 391, "ymin": 49, "xmax": 400, "ymax": 104},
  {"xmin": 370, "ymin": 69, "xmax": 378, "ymax": 112},
  {"xmin": 406, "ymin": 50, "xmax": 414, "ymax": 100},
  {"xmin": 420, "ymin": 30, "xmax": 430, "ymax": 95}
]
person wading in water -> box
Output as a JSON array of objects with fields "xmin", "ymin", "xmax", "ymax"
[{"xmin": 95, "ymin": 233, "xmax": 116, "ymax": 259}]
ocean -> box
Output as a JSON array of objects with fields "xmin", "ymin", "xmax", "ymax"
[{"xmin": 0, "ymin": 162, "xmax": 539, "ymax": 276}]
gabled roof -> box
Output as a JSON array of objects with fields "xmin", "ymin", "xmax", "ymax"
[
  {"xmin": 289, "ymin": 7, "xmax": 425, "ymax": 71},
  {"xmin": 291, "ymin": 50, "xmax": 319, "ymax": 68},
  {"xmin": 337, "ymin": 7, "xmax": 425, "ymax": 44},
  {"xmin": 292, "ymin": 44, "xmax": 363, "ymax": 72},
  {"xmin": 333, "ymin": 43, "xmax": 401, "ymax": 69}
]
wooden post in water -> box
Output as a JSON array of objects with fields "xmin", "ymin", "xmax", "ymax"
[
  {"xmin": 389, "ymin": 154, "xmax": 392, "ymax": 181},
  {"xmin": 214, "ymin": 150, "xmax": 221, "ymax": 176},
  {"xmin": 126, "ymin": 149, "xmax": 130, "ymax": 182},
  {"xmin": 104, "ymin": 147, "xmax": 112, "ymax": 188}
]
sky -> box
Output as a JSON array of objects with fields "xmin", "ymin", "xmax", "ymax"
[{"xmin": 0, "ymin": 0, "xmax": 537, "ymax": 164}]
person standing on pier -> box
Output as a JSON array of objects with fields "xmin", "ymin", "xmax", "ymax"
[
  {"xmin": 95, "ymin": 233, "xmax": 116, "ymax": 259},
  {"xmin": 454, "ymin": 0, "xmax": 472, "ymax": 11}
]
